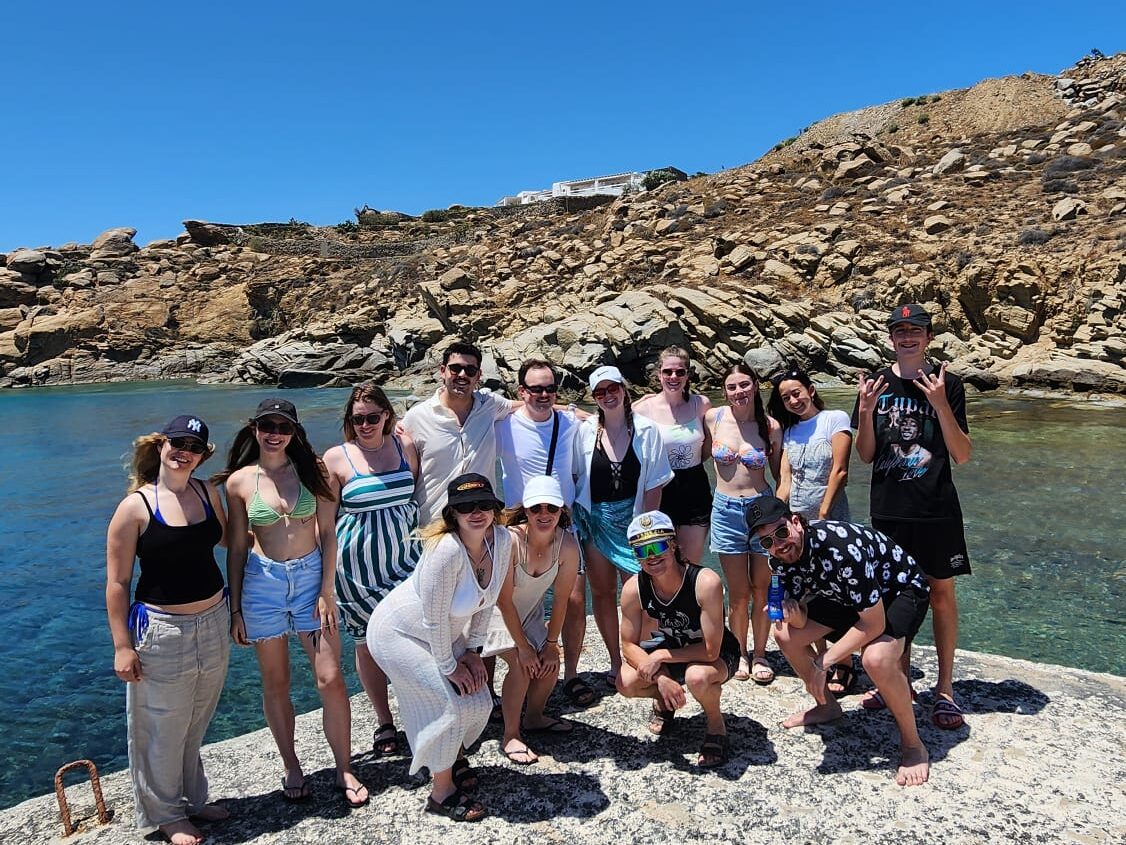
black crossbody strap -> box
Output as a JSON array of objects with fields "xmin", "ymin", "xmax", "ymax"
[{"xmin": 544, "ymin": 411, "xmax": 561, "ymax": 476}]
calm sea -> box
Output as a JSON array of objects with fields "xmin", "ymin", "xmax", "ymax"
[{"xmin": 0, "ymin": 381, "xmax": 1123, "ymax": 809}]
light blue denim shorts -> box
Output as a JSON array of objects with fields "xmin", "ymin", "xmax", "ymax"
[
  {"xmin": 709, "ymin": 489, "xmax": 773, "ymax": 556},
  {"xmin": 242, "ymin": 548, "xmax": 325, "ymax": 641}
]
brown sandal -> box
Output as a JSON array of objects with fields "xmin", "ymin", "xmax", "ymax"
[
  {"xmin": 648, "ymin": 702, "xmax": 676, "ymax": 736},
  {"xmin": 425, "ymin": 789, "xmax": 487, "ymax": 822}
]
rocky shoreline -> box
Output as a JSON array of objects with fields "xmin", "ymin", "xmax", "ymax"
[
  {"xmin": 2, "ymin": 627, "xmax": 1122, "ymax": 845},
  {"xmin": 2, "ymin": 54, "xmax": 1124, "ymax": 395}
]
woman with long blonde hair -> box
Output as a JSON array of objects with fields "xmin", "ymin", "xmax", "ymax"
[{"xmin": 106, "ymin": 415, "xmax": 229, "ymax": 845}]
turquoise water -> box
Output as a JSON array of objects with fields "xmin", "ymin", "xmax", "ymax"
[{"xmin": 0, "ymin": 382, "xmax": 1123, "ymax": 810}]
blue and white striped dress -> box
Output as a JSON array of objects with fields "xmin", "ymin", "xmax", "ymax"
[{"xmin": 335, "ymin": 438, "xmax": 422, "ymax": 640}]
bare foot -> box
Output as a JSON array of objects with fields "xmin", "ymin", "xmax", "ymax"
[
  {"xmin": 190, "ymin": 802, "xmax": 230, "ymax": 822},
  {"xmin": 781, "ymin": 700, "xmax": 843, "ymax": 728},
  {"xmin": 158, "ymin": 819, "xmax": 203, "ymax": 845},
  {"xmin": 896, "ymin": 743, "xmax": 930, "ymax": 786}
]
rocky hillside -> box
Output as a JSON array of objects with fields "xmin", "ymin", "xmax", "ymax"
[{"xmin": 2, "ymin": 53, "xmax": 1124, "ymax": 395}]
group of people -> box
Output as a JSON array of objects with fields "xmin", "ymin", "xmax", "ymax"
[{"xmin": 105, "ymin": 302, "xmax": 972, "ymax": 840}]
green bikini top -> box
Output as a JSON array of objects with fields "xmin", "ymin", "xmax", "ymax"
[{"xmin": 247, "ymin": 464, "xmax": 317, "ymax": 526}]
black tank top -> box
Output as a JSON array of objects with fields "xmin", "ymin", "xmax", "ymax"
[
  {"xmin": 590, "ymin": 437, "xmax": 641, "ymax": 503},
  {"xmin": 134, "ymin": 480, "xmax": 225, "ymax": 605},
  {"xmin": 638, "ymin": 563, "xmax": 708, "ymax": 649}
]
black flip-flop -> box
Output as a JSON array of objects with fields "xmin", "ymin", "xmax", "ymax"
[
  {"xmin": 337, "ymin": 782, "xmax": 370, "ymax": 808},
  {"xmin": 280, "ymin": 775, "xmax": 311, "ymax": 804},
  {"xmin": 524, "ymin": 717, "xmax": 574, "ymax": 734}
]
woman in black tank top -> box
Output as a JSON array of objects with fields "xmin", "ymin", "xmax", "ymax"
[{"xmin": 105, "ymin": 415, "xmax": 231, "ymax": 843}]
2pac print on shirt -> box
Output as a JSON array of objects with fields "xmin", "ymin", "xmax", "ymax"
[{"xmin": 872, "ymin": 392, "xmax": 938, "ymax": 482}]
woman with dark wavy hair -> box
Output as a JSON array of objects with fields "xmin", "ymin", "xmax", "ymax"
[
  {"xmin": 705, "ymin": 363, "xmax": 783, "ymax": 683},
  {"xmin": 214, "ymin": 399, "xmax": 367, "ymax": 808},
  {"xmin": 106, "ymin": 415, "xmax": 229, "ymax": 845},
  {"xmin": 323, "ymin": 382, "xmax": 421, "ymax": 757}
]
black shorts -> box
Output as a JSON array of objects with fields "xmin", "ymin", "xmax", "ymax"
[
  {"xmin": 806, "ymin": 588, "xmax": 930, "ymax": 646},
  {"xmin": 660, "ymin": 464, "xmax": 713, "ymax": 528},
  {"xmin": 642, "ymin": 628, "xmax": 741, "ymax": 683},
  {"xmin": 873, "ymin": 518, "xmax": 972, "ymax": 580}
]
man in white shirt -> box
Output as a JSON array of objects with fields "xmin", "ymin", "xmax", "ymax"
[
  {"xmin": 402, "ymin": 341, "xmax": 516, "ymax": 527},
  {"xmin": 494, "ymin": 359, "xmax": 592, "ymax": 704}
]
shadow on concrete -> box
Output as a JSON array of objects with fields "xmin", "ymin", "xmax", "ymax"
[{"xmin": 466, "ymin": 768, "xmax": 609, "ymax": 821}]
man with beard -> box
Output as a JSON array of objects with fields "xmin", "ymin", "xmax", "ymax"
[
  {"xmin": 853, "ymin": 303, "xmax": 972, "ymax": 731},
  {"xmin": 402, "ymin": 341, "xmax": 517, "ymax": 526},
  {"xmin": 747, "ymin": 496, "xmax": 932, "ymax": 786}
]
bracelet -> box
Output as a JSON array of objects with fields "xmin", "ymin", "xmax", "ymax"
[
  {"xmin": 231, "ymin": 608, "xmax": 242, "ymax": 615},
  {"xmin": 544, "ymin": 639, "xmax": 559, "ymax": 646}
]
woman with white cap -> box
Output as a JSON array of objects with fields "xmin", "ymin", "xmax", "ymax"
[
  {"xmin": 484, "ymin": 476, "xmax": 581, "ymax": 765},
  {"xmin": 573, "ymin": 365, "xmax": 674, "ymax": 681}
]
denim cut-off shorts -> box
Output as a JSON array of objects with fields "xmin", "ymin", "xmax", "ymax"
[
  {"xmin": 242, "ymin": 548, "xmax": 326, "ymax": 641},
  {"xmin": 709, "ymin": 489, "xmax": 773, "ymax": 556}
]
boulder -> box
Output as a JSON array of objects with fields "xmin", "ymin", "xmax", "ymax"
[
  {"xmin": 932, "ymin": 149, "xmax": 966, "ymax": 176},
  {"xmin": 0, "ymin": 271, "xmax": 37, "ymax": 307},
  {"xmin": 1052, "ymin": 198, "xmax": 1088, "ymax": 221},
  {"xmin": 438, "ymin": 266, "xmax": 474, "ymax": 291},
  {"xmin": 742, "ymin": 345, "xmax": 785, "ymax": 377},
  {"xmin": 183, "ymin": 220, "xmax": 233, "ymax": 247},
  {"xmin": 924, "ymin": 215, "xmax": 954, "ymax": 234},
  {"xmin": 1011, "ymin": 356, "xmax": 1126, "ymax": 392},
  {"xmin": 762, "ymin": 260, "xmax": 803, "ymax": 286},
  {"xmin": 4, "ymin": 249, "xmax": 47, "ymax": 279},
  {"xmin": 834, "ymin": 155, "xmax": 879, "ymax": 181},
  {"xmin": 89, "ymin": 227, "xmax": 137, "ymax": 259}
]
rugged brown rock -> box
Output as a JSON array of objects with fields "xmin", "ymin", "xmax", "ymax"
[{"xmin": 2, "ymin": 53, "xmax": 1124, "ymax": 394}]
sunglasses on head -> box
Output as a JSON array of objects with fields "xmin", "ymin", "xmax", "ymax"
[
  {"xmin": 632, "ymin": 538, "xmax": 673, "ymax": 561},
  {"xmin": 528, "ymin": 503, "xmax": 561, "ymax": 514},
  {"xmin": 661, "ymin": 367, "xmax": 688, "ymax": 378},
  {"xmin": 452, "ymin": 500, "xmax": 495, "ymax": 515},
  {"xmin": 592, "ymin": 383, "xmax": 622, "ymax": 400},
  {"xmin": 758, "ymin": 524, "xmax": 791, "ymax": 551},
  {"xmin": 522, "ymin": 383, "xmax": 558, "ymax": 395},
  {"xmin": 350, "ymin": 412, "xmax": 385, "ymax": 427},
  {"xmin": 167, "ymin": 437, "xmax": 206, "ymax": 454},
  {"xmin": 446, "ymin": 363, "xmax": 480, "ymax": 377},
  {"xmin": 771, "ymin": 368, "xmax": 803, "ymax": 385},
  {"xmin": 254, "ymin": 419, "xmax": 296, "ymax": 436}
]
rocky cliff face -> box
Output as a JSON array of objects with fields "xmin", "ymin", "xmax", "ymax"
[{"xmin": 2, "ymin": 54, "xmax": 1124, "ymax": 394}]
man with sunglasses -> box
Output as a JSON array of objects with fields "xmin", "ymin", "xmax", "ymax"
[
  {"xmin": 747, "ymin": 496, "xmax": 932, "ymax": 786},
  {"xmin": 402, "ymin": 341, "xmax": 519, "ymax": 527},
  {"xmin": 617, "ymin": 511, "xmax": 740, "ymax": 767},
  {"xmin": 494, "ymin": 358, "xmax": 591, "ymax": 705}
]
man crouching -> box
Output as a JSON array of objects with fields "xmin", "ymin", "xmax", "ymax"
[
  {"xmin": 616, "ymin": 511, "xmax": 741, "ymax": 767},
  {"xmin": 747, "ymin": 496, "xmax": 932, "ymax": 786}
]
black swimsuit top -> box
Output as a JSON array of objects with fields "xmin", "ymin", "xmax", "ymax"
[
  {"xmin": 134, "ymin": 480, "xmax": 225, "ymax": 605},
  {"xmin": 590, "ymin": 439, "xmax": 641, "ymax": 503},
  {"xmin": 638, "ymin": 564, "xmax": 706, "ymax": 649}
]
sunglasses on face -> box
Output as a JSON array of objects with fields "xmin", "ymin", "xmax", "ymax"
[
  {"xmin": 592, "ymin": 383, "xmax": 622, "ymax": 400},
  {"xmin": 522, "ymin": 383, "xmax": 558, "ymax": 395},
  {"xmin": 661, "ymin": 368, "xmax": 688, "ymax": 378},
  {"xmin": 350, "ymin": 412, "xmax": 386, "ymax": 427},
  {"xmin": 446, "ymin": 363, "xmax": 480, "ymax": 377},
  {"xmin": 632, "ymin": 538, "xmax": 673, "ymax": 561},
  {"xmin": 254, "ymin": 419, "xmax": 296, "ymax": 436},
  {"xmin": 452, "ymin": 501, "xmax": 494, "ymax": 515},
  {"xmin": 528, "ymin": 503, "xmax": 561, "ymax": 514},
  {"xmin": 758, "ymin": 524, "xmax": 791, "ymax": 551},
  {"xmin": 167, "ymin": 437, "xmax": 206, "ymax": 454}
]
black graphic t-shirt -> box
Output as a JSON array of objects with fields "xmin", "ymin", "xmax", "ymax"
[
  {"xmin": 773, "ymin": 520, "xmax": 929, "ymax": 610},
  {"xmin": 851, "ymin": 365, "xmax": 969, "ymax": 521}
]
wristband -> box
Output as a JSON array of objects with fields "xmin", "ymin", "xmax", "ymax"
[
  {"xmin": 231, "ymin": 609, "xmax": 242, "ymax": 615},
  {"xmin": 544, "ymin": 639, "xmax": 559, "ymax": 646}
]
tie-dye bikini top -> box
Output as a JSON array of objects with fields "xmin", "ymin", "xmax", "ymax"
[{"xmin": 710, "ymin": 408, "xmax": 768, "ymax": 469}]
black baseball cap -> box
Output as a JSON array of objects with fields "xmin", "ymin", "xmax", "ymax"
[
  {"xmin": 745, "ymin": 496, "xmax": 792, "ymax": 532},
  {"xmin": 446, "ymin": 473, "xmax": 502, "ymax": 509},
  {"xmin": 253, "ymin": 398, "xmax": 299, "ymax": 424},
  {"xmin": 887, "ymin": 303, "xmax": 932, "ymax": 329},
  {"xmin": 161, "ymin": 414, "xmax": 209, "ymax": 443}
]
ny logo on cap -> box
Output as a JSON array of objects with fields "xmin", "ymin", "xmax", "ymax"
[{"xmin": 187, "ymin": 418, "xmax": 202, "ymax": 432}]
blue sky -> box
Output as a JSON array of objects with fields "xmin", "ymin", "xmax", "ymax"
[{"xmin": 1, "ymin": 2, "xmax": 1122, "ymax": 251}]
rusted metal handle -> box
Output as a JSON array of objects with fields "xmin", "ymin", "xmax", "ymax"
[{"xmin": 54, "ymin": 759, "xmax": 110, "ymax": 837}]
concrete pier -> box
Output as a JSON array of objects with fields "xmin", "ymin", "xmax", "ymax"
[{"xmin": 3, "ymin": 630, "xmax": 1123, "ymax": 844}]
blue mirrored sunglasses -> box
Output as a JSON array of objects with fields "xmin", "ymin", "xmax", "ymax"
[{"xmin": 632, "ymin": 538, "xmax": 673, "ymax": 561}]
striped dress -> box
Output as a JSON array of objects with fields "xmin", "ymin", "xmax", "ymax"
[{"xmin": 334, "ymin": 438, "xmax": 422, "ymax": 640}]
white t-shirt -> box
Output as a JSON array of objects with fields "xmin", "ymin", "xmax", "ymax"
[
  {"xmin": 783, "ymin": 409, "xmax": 852, "ymax": 519},
  {"xmin": 495, "ymin": 409, "xmax": 580, "ymax": 507},
  {"xmin": 402, "ymin": 388, "xmax": 513, "ymax": 527}
]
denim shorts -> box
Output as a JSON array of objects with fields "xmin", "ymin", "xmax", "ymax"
[
  {"xmin": 709, "ymin": 489, "xmax": 773, "ymax": 555},
  {"xmin": 242, "ymin": 548, "xmax": 326, "ymax": 641}
]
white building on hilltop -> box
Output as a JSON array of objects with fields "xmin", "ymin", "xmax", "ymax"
[{"xmin": 497, "ymin": 171, "xmax": 647, "ymax": 206}]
